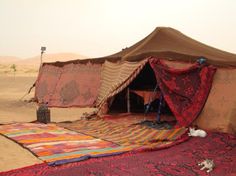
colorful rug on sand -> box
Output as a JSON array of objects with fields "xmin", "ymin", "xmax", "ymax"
[
  {"xmin": 59, "ymin": 118, "xmax": 187, "ymax": 150},
  {"xmin": 0, "ymin": 123, "xmax": 131, "ymax": 166},
  {"xmin": 1, "ymin": 132, "xmax": 235, "ymax": 176}
]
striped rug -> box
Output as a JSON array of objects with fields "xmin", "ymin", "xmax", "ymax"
[
  {"xmin": 59, "ymin": 118, "xmax": 187, "ymax": 150},
  {"xmin": 0, "ymin": 123, "xmax": 132, "ymax": 166}
]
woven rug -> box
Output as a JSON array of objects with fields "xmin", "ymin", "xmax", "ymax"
[
  {"xmin": 59, "ymin": 118, "xmax": 187, "ymax": 150},
  {"xmin": 1, "ymin": 132, "xmax": 235, "ymax": 176},
  {"xmin": 0, "ymin": 123, "xmax": 131, "ymax": 166}
]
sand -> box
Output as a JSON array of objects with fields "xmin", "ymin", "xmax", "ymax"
[
  {"xmin": 0, "ymin": 69, "xmax": 95, "ymax": 172},
  {"xmin": 0, "ymin": 135, "xmax": 42, "ymax": 172}
]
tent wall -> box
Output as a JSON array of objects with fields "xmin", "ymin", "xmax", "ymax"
[
  {"xmin": 161, "ymin": 60, "xmax": 236, "ymax": 134},
  {"xmin": 194, "ymin": 68, "xmax": 236, "ymax": 134},
  {"xmin": 35, "ymin": 63, "xmax": 101, "ymax": 107},
  {"xmin": 35, "ymin": 65, "xmax": 62, "ymax": 104}
]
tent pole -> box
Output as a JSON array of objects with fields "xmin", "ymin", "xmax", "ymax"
[
  {"xmin": 144, "ymin": 84, "xmax": 158, "ymax": 114},
  {"xmin": 127, "ymin": 87, "xmax": 130, "ymax": 113},
  {"xmin": 156, "ymin": 93, "xmax": 163, "ymax": 123}
]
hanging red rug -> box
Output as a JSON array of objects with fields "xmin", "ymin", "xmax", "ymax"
[{"xmin": 149, "ymin": 58, "xmax": 217, "ymax": 127}]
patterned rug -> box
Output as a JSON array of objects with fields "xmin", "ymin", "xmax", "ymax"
[
  {"xmin": 59, "ymin": 118, "xmax": 187, "ymax": 150},
  {"xmin": 0, "ymin": 123, "xmax": 131, "ymax": 166},
  {"xmin": 1, "ymin": 132, "xmax": 235, "ymax": 176}
]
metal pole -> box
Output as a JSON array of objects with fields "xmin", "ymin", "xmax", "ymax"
[
  {"xmin": 156, "ymin": 93, "xmax": 163, "ymax": 123},
  {"xmin": 144, "ymin": 84, "xmax": 158, "ymax": 114},
  {"xmin": 40, "ymin": 51, "xmax": 43, "ymax": 68}
]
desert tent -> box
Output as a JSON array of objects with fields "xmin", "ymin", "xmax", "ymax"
[
  {"xmin": 92, "ymin": 27, "xmax": 236, "ymax": 134},
  {"xmin": 95, "ymin": 57, "xmax": 216, "ymax": 127},
  {"xmin": 35, "ymin": 27, "xmax": 236, "ymax": 134}
]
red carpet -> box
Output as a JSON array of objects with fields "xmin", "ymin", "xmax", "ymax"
[{"xmin": 1, "ymin": 132, "xmax": 235, "ymax": 176}]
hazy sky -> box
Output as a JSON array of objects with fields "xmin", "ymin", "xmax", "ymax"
[{"xmin": 0, "ymin": 0, "xmax": 236, "ymax": 58}]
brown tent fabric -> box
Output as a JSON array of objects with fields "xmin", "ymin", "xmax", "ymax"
[
  {"xmin": 35, "ymin": 63, "xmax": 101, "ymax": 107},
  {"xmin": 96, "ymin": 60, "xmax": 148, "ymax": 114},
  {"xmin": 194, "ymin": 68, "xmax": 236, "ymax": 134},
  {"xmin": 159, "ymin": 60, "xmax": 236, "ymax": 134},
  {"xmin": 101, "ymin": 27, "xmax": 236, "ymax": 67},
  {"xmin": 35, "ymin": 65, "xmax": 62, "ymax": 104},
  {"xmin": 41, "ymin": 27, "xmax": 236, "ymax": 67}
]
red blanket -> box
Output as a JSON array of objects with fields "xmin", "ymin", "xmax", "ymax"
[{"xmin": 149, "ymin": 58, "xmax": 216, "ymax": 127}]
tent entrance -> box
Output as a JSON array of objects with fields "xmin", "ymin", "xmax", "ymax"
[
  {"xmin": 108, "ymin": 63, "xmax": 155, "ymax": 113},
  {"xmin": 108, "ymin": 88, "xmax": 176, "ymax": 127},
  {"xmin": 108, "ymin": 63, "xmax": 175, "ymax": 122}
]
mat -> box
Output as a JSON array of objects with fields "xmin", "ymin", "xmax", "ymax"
[
  {"xmin": 0, "ymin": 123, "xmax": 131, "ymax": 166},
  {"xmin": 1, "ymin": 132, "xmax": 235, "ymax": 176},
  {"xmin": 59, "ymin": 118, "xmax": 187, "ymax": 150}
]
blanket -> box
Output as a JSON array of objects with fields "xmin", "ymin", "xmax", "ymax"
[
  {"xmin": 149, "ymin": 58, "xmax": 216, "ymax": 127},
  {"xmin": 0, "ymin": 123, "xmax": 131, "ymax": 166}
]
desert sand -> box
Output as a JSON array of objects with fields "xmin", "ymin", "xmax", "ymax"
[
  {"xmin": 0, "ymin": 54, "xmax": 96, "ymax": 172},
  {"xmin": 0, "ymin": 75, "xmax": 95, "ymax": 124}
]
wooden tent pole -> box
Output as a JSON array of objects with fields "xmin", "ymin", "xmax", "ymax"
[{"xmin": 127, "ymin": 87, "xmax": 130, "ymax": 113}]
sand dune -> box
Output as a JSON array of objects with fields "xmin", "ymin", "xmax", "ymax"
[
  {"xmin": 17, "ymin": 52, "xmax": 87, "ymax": 66},
  {"xmin": 0, "ymin": 52, "xmax": 87, "ymax": 66},
  {"xmin": 0, "ymin": 56, "xmax": 23, "ymax": 64},
  {"xmin": 0, "ymin": 52, "xmax": 88, "ymax": 76}
]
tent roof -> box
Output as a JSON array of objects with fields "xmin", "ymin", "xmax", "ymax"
[
  {"xmin": 104, "ymin": 27, "xmax": 236, "ymax": 67},
  {"xmin": 44, "ymin": 27, "xmax": 236, "ymax": 67}
]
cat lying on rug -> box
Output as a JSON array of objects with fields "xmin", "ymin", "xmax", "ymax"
[
  {"xmin": 188, "ymin": 127, "xmax": 207, "ymax": 137},
  {"xmin": 198, "ymin": 159, "xmax": 215, "ymax": 173}
]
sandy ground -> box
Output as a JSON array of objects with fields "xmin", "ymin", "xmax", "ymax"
[
  {"xmin": 0, "ymin": 75, "xmax": 95, "ymax": 124},
  {"xmin": 0, "ymin": 70, "xmax": 95, "ymax": 172}
]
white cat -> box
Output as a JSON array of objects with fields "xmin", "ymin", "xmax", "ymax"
[
  {"xmin": 198, "ymin": 159, "xmax": 215, "ymax": 173},
  {"xmin": 188, "ymin": 127, "xmax": 207, "ymax": 137}
]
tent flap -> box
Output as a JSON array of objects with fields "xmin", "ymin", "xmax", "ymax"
[
  {"xmin": 149, "ymin": 58, "xmax": 217, "ymax": 127},
  {"xmin": 96, "ymin": 59, "xmax": 148, "ymax": 114}
]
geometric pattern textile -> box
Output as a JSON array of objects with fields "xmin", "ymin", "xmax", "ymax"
[
  {"xmin": 0, "ymin": 123, "xmax": 131, "ymax": 166},
  {"xmin": 149, "ymin": 58, "xmax": 217, "ymax": 127},
  {"xmin": 59, "ymin": 118, "xmax": 188, "ymax": 150},
  {"xmin": 35, "ymin": 63, "xmax": 101, "ymax": 107},
  {"xmin": 96, "ymin": 60, "xmax": 148, "ymax": 114}
]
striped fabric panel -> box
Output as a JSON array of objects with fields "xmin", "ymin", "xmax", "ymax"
[
  {"xmin": 39, "ymin": 146, "xmax": 133, "ymax": 163},
  {"xmin": 0, "ymin": 123, "xmax": 131, "ymax": 165},
  {"xmin": 60, "ymin": 119, "xmax": 187, "ymax": 149},
  {"xmin": 95, "ymin": 59, "xmax": 148, "ymax": 110}
]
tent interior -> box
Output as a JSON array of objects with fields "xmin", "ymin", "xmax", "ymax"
[{"xmin": 107, "ymin": 63, "xmax": 175, "ymax": 124}]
